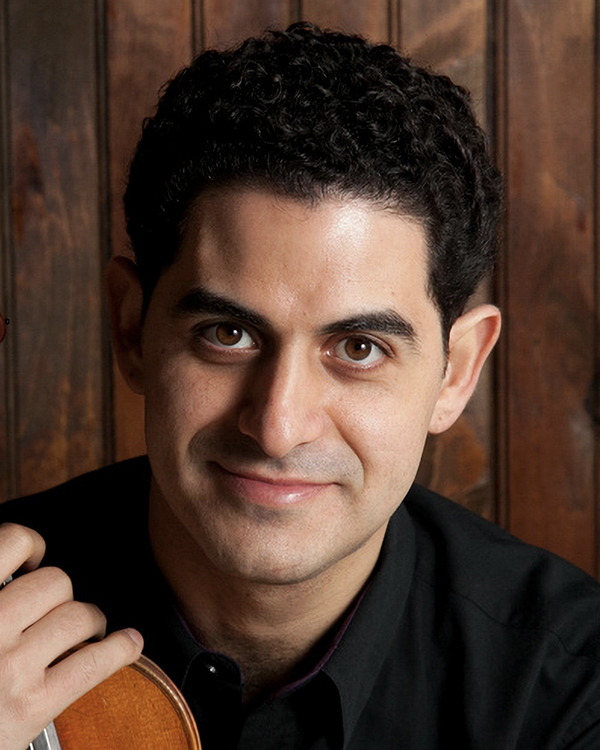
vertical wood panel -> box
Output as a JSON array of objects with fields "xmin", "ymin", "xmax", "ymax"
[
  {"xmin": 0, "ymin": 0, "xmax": 12, "ymax": 502},
  {"xmin": 9, "ymin": 0, "xmax": 105, "ymax": 495},
  {"xmin": 201, "ymin": 0, "xmax": 297, "ymax": 49},
  {"xmin": 399, "ymin": 0, "xmax": 489, "ymax": 120},
  {"xmin": 107, "ymin": 0, "xmax": 193, "ymax": 462},
  {"xmin": 300, "ymin": 0, "xmax": 390, "ymax": 42},
  {"xmin": 596, "ymin": 0, "xmax": 600, "ymax": 578},
  {"xmin": 502, "ymin": 0, "xmax": 596, "ymax": 573},
  {"xmin": 401, "ymin": 0, "xmax": 494, "ymax": 519}
]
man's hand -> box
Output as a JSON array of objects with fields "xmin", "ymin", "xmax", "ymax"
[{"xmin": 0, "ymin": 523, "xmax": 143, "ymax": 750}]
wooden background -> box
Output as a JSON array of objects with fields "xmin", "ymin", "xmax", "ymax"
[{"xmin": 0, "ymin": 0, "xmax": 599, "ymax": 576}]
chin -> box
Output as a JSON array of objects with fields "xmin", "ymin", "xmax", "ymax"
[{"xmin": 205, "ymin": 541, "xmax": 328, "ymax": 586}]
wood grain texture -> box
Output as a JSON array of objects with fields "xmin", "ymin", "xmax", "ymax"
[
  {"xmin": 54, "ymin": 657, "xmax": 201, "ymax": 749},
  {"xmin": 596, "ymin": 1, "xmax": 600, "ymax": 579},
  {"xmin": 399, "ymin": 0, "xmax": 489, "ymax": 121},
  {"xmin": 300, "ymin": 0, "xmax": 390, "ymax": 42},
  {"xmin": 107, "ymin": 0, "xmax": 193, "ymax": 462},
  {"xmin": 8, "ymin": 0, "xmax": 106, "ymax": 495},
  {"xmin": 0, "ymin": 0, "xmax": 12, "ymax": 502},
  {"xmin": 502, "ymin": 0, "xmax": 596, "ymax": 573},
  {"xmin": 401, "ymin": 0, "xmax": 495, "ymax": 519},
  {"xmin": 201, "ymin": 0, "xmax": 296, "ymax": 49}
]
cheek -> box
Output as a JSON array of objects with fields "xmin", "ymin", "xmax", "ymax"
[
  {"xmin": 143, "ymin": 354, "xmax": 232, "ymax": 444},
  {"xmin": 340, "ymin": 380, "xmax": 441, "ymax": 490}
]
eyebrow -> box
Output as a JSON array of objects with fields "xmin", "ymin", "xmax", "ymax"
[
  {"xmin": 173, "ymin": 286, "xmax": 419, "ymax": 347},
  {"xmin": 173, "ymin": 287, "xmax": 271, "ymax": 331},
  {"xmin": 319, "ymin": 312, "xmax": 419, "ymax": 348}
]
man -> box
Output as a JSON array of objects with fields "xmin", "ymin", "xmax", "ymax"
[{"xmin": 1, "ymin": 22, "xmax": 599, "ymax": 750}]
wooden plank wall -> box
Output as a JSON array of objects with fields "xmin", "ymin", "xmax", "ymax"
[{"xmin": 0, "ymin": 0, "xmax": 598, "ymax": 576}]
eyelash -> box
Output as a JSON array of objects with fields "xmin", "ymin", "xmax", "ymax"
[{"xmin": 191, "ymin": 321, "xmax": 391, "ymax": 370}]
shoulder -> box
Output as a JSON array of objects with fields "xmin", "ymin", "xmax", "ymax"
[
  {"xmin": 0, "ymin": 457, "xmax": 151, "ymax": 578},
  {"xmin": 0, "ymin": 456, "xmax": 150, "ymax": 527},
  {"xmin": 381, "ymin": 486, "xmax": 600, "ymax": 745},
  {"xmin": 402, "ymin": 483, "xmax": 600, "ymax": 655}
]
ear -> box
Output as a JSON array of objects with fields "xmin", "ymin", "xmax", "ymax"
[
  {"xmin": 105, "ymin": 256, "xmax": 145, "ymax": 395},
  {"xmin": 428, "ymin": 304, "xmax": 501, "ymax": 434}
]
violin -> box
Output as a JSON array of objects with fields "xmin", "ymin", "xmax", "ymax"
[
  {"xmin": 0, "ymin": 312, "xmax": 8, "ymax": 344},
  {"xmin": 30, "ymin": 655, "xmax": 202, "ymax": 749}
]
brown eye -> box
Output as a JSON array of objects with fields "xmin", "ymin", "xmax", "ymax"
[
  {"xmin": 344, "ymin": 338, "xmax": 372, "ymax": 361},
  {"xmin": 202, "ymin": 323, "xmax": 255, "ymax": 349},
  {"xmin": 216, "ymin": 324, "xmax": 243, "ymax": 346},
  {"xmin": 332, "ymin": 336, "xmax": 386, "ymax": 366}
]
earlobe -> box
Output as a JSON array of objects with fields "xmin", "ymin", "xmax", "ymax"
[
  {"xmin": 105, "ymin": 256, "xmax": 145, "ymax": 395},
  {"xmin": 428, "ymin": 304, "xmax": 501, "ymax": 434}
]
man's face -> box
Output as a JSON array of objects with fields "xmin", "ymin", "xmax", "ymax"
[{"xmin": 139, "ymin": 189, "xmax": 449, "ymax": 585}]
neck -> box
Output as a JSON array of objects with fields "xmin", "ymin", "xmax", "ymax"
[{"xmin": 148, "ymin": 482, "xmax": 385, "ymax": 702}]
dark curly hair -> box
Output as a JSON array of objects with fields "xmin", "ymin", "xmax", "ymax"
[{"xmin": 124, "ymin": 22, "xmax": 502, "ymax": 340}]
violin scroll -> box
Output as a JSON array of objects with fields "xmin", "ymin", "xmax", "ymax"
[{"xmin": 0, "ymin": 312, "xmax": 8, "ymax": 343}]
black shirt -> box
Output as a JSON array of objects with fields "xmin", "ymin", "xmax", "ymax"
[{"xmin": 1, "ymin": 457, "xmax": 600, "ymax": 749}]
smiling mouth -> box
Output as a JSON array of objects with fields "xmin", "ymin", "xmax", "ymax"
[{"xmin": 212, "ymin": 463, "xmax": 333, "ymax": 508}]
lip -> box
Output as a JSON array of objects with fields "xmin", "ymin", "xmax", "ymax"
[{"xmin": 213, "ymin": 464, "xmax": 332, "ymax": 508}]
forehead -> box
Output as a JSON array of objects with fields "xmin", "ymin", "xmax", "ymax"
[{"xmin": 162, "ymin": 188, "xmax": 438, "ymax": 332}]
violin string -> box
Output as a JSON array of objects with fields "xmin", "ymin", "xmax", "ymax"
[{"xmin": 30, "ymin": 722, "xmax": 62, "ymax": 750}]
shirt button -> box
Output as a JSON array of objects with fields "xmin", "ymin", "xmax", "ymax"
[{"xmin": 206, "ymin": 663, "xmax": 217, "ymax": 675}]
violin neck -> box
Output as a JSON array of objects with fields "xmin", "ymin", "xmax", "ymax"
[{"xmin": 30, "ymin": 722, "xmax": 62, "ymax": 750}]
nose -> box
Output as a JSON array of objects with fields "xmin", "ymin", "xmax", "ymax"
[{"xmin": 237, "ymin": 348, "xmax": 326, "ymax": 459}]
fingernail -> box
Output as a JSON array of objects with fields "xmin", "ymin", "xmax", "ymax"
[{"xmin": 124, "ymin": 627, "xmax": 144, "ymax": 648}]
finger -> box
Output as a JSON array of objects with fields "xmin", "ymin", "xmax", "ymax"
[
  {"xmin": 20, "ymin": 600, "xmax": 108, "ymax": 670},
  {"xmin": 1, "ymin": 629, "xmax": 143, "ymax": 748},
  {"xmin": 0, "ymin": 524, "xmax": 45, "ymax": 581},
  {"xmin": 0, "ymin": 601, "xmax": 104, "ymax": 744},
  {"xmin": 0, "ymin": 566, "xmax": 74, "ymax": 636},
  {"xmin": 43, "ymin": 628, "xmax": 144, "ymax": 720}
]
